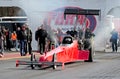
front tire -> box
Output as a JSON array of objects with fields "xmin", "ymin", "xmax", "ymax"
[
  {"xmin": 53, "ymin": 65, "xmax": 57, "ymax": 69},
  {"xmin": 30, "ymin": 53, "xmax": 35, "ymax": 69}
]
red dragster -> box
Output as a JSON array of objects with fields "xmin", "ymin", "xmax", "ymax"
[{"xmin": 16, "ymin": 35, "xmax": 92, "ymax": 69}]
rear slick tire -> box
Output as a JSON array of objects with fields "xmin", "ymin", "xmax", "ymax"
[{"xmin": 85, "ymin": 47, "xmax": 93, "ymax": 62}]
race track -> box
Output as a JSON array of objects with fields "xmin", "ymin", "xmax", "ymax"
[{"xmin": 0, "ymin": 52, "xmax": 120, "ymax": 79}]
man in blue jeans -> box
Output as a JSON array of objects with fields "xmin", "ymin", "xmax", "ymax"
[
  {"xmin": 19, "ymin": 25, "xmax": 27, "ymax": 56},
  {"xmin": 110, "ymin": 29, "xmax": 119, "ymax": 52}
]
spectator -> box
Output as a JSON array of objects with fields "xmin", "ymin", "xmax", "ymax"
[
  {"xmin": 11, "ymin": 31, "xmax": 17, "ymax": 50},
  {"xmin": 19, "ymin": 25, "xmax": 27, "ymax": 56},
  {"xmin": 25, "ymin": 25, "xmax": 32, "ymax": 55},
  {"xmin": 35, "ymin": 27, "xmax": 40, "ymax": 41},
  {"xmin": 35, "ymin": 27, "xmax": 40, "ymax": 52},
  {"xmin": 16, "ymin": 27, "xmax": 21, "ymax": 51},
  {"xmin": 5, "ymin": 28, "xmax": 11, "ymax": 51},
  {"xmin": 0, "ymin": 29, "xmax": 4, "ymax": 57},
  {"xmin": 56, "ymin": 28, "xmax": 63, "ymax": 45},
  {"xmin": 46, "ymin": 33, "xmax": 53, "ymax": 51},
  {"xmin": 110, "ymin": 29, "xmax": 119, "ymax": 52},
  {"xmin": 37, "ymin": 25, "xmax": 47, "ymax": 54},
  {"xmin": 1, "ymin": 27, "xmax": 6, "ymax": 50}
]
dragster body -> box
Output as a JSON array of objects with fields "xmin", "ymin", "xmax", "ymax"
[{"xmin": 41, "ymin": 40, "xmax": 89, "ymax": 63}]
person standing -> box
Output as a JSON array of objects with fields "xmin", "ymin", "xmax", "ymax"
[
  {"xmin": 0, "ymin": 29, "xmax": 4, "ymax": 57},
  {"xmin": 11, "ymin": 31, "xmax": 17, "ymax": 50},
  {"xmin": 110, "ymin": 29, "xmax": 119, "ymax": 52},
  {"xmin": 16, "ymin": 27, "xmax": 21, "ymax": 51},
  {"xmin": 5, "ymin": 28, "xmax": 11, "ymax": 51},
  {"xmin": 19, "ymin": 25, "xmax": 27, "ymax": 56},
  {"xmin": 35, "ymin": 27, "xmax": 40, "ymax": 52},
  {"xmin": 26, "ymin": 25, "xmax": 32, "ymax": 55},
  {"xmin": 37, "ymin": 25, "xmax": 47, "ymax": 55},
  {"xmin": 35, "ymin": 27, "xmax": 40, "ymax": 41}
]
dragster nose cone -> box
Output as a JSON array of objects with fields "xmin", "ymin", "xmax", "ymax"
[{"xmin": 16, "ymin": 60, "xmax": 19, "ymax": 67}]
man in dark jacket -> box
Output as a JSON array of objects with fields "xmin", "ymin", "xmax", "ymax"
[
  {"xmin": 19, "ymin": 25, "xmax": 27, "ymax": 56},
  {"xmin": 37, "ymin": 25, "xmax": 47, "ymax": 54},
  {"xmin": 26, "ymin": 26, "xmax": 32, "ymax": 55},
  {"xmin": 35, "ymin": 27, "xmax": 40, "ymax": 41}
]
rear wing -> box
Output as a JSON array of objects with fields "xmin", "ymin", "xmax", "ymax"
[
  {"xmin": 64, "ymin": 8, "xmax": 100, "ymax": 15},
  {"xmin": 64, "ymin": 8, "xmax": 101, "ymax": 19}
]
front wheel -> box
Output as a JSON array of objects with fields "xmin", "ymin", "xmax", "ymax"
[
  {"xmin": 53, "ymin": 64, "xmax": 57, "ymax": 69},
  {"xmin": 30, "ymin": 53, "xmax": 35, "ymax": 69}
]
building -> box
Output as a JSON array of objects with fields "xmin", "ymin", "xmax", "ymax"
[{"xmin": 0, "ymin": 0, "xmax": 120, "ymax": 51}]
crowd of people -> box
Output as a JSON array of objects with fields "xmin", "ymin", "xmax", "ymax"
[
  {"xmin": 0, "ymin": 23, "xmax": 32, "ymax": 57},
  {"xmin": 0, "ymin": 22, "xmax": 118, "ymax": 58},
  {"xmin": 0, "ymin": 24, "xmax": 95, "ymax": 57}
]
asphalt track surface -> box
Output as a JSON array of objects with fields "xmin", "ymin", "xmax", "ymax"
[{"xmin": 1, "ymin": 51, "xmax": 120, "ymax": 79}]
